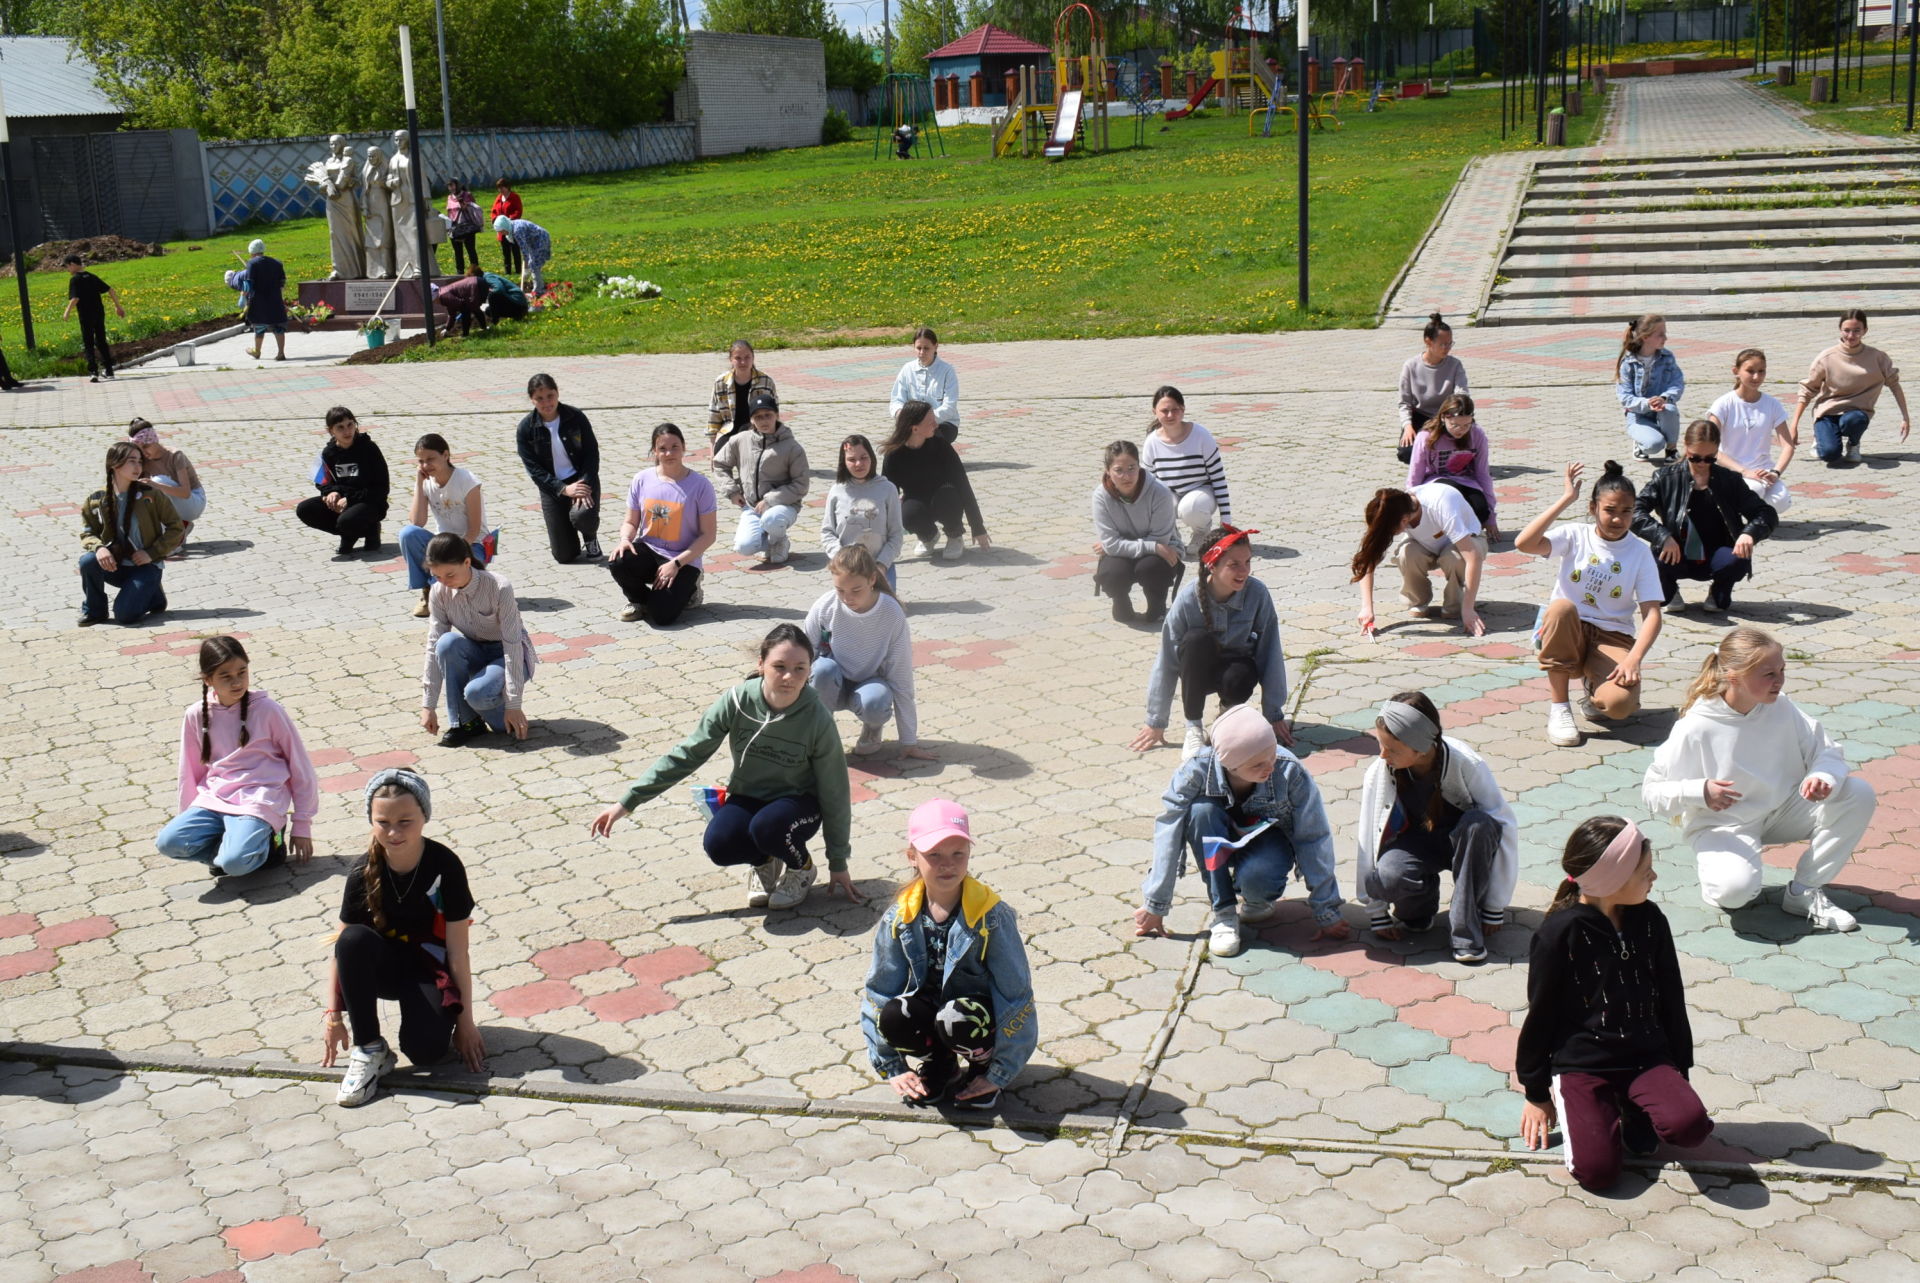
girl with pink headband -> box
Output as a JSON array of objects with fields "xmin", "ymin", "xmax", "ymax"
[{"xmin": 1516, "ymin": 815, "xmax": 1712, "ymax": 1192}]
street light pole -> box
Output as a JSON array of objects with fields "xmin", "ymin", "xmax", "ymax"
[
  {"xmin": 1907, "ymin": 0, "xmax": 1918, "ymax": 129},
  {"xmin": 434, "ymin": 0, "xmax": 454, "ymax": 166},
  {"xmin": 883, "ymin": 0, "xmax": 893, "ymax": 79},
  {"xmin": 399, "ymin": 26, "xmax": 438, "ymax": 347},
  {"xmin": 1297, "ymin": 0, "xmax": 1309, "ymax": 313},
  {"xmin": 0, "ymin": 82, "xmax": 33, "ymax": 349}
]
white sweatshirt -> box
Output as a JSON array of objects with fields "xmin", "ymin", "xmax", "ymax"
[
  {"xmin": 803, "ymin": 589, "xmax": 918, "ymax": 745},
  {"xmin": 1641, "ymin": 695, "xmax": 1850, "ymax": 838},
  {"xmin": 889, "ymin": 357, "xmax": 960, "ymax": 427}
]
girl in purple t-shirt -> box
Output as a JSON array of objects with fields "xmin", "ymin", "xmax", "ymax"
[{"xmin": 608, "ymin": 423, "xmax": 718, "ymax": 626}]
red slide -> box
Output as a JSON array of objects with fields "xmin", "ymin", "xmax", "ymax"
[{"xmin": 1165, "ymin": 77, "xmax": 1220, "ymax": 120}]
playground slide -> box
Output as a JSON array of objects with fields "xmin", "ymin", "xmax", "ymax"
[
  {"xmin": 1250, "ymin": 60, "xmax": 1279, "ymax": 101},
  {"xmin": 1164, "ymin": 78, "xmax": 1219, "ymax": 120},
  {"xmin": 1043, "ymin": 89, "xmax": 1084, "ymax": 158}
]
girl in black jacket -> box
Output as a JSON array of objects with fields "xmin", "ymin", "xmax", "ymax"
[
  {"xmin": 881, "ymin": 400, "xmax": 989, "ymax": 563},
  {"xmin": 296, "ymin": 406, "xmax": 391, "ymax": 557},
  {"xmin": 1517, "ymin": 815, "xmax": 1712, "ymax": 1191},
  {"xmin": 1630, "ymin": 419, "xmax": 1777, "ymax": 614}
]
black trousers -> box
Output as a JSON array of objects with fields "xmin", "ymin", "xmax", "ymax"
[
  {"xmin": 935, "ymin": 422, "xmax": 959, "ymax": 443},
  {"xmin": 443, "ymin": 306, "xmax": 489, "ymax": 337},
  {"xmin": 335, "ymin": 923, "xmax": 454, "ymax": 1064},
  {"xmin": 78, "ymin": 309, "xmax": 113, "ymax": 376},
  {"xmin": 879, "ymin": 982, "xmax": 995, "ymax": 1076},
  {"xmin": 296, "ymin": 496, "xmax": 387, "ymax": 547},
  {"xmin": 701, "ymin": 794, "xmax": 821, "ymax": 869},
  {"xmin": 1658, "ymin": 545, "xmax": 1750, "ymax": 602},
  {"xmin": 1095, "ymin": 552, "xmax": 1177, "ymax": 609},
  {"xmin": 450, "ymin": 233, "xmax": 479, "ymax": 272},
  {"xmin": 1178, "ymin": 630, "xmax": 1257, "ymax": 724},
  {"xmin": 1431, "ymin": 476, "xmax": 1491, "ymax": 524},
  {"xmin": 608, "ymin": 545, "xmax": 702, "ymax": 624},
  {"xmin": 1397, "ymin": 407, "xmax": 1431, "ymax": 465},
  {"xmin": 500, "ymin": 236, "xmax": 522, "ymax": 274},
  {"xmin": 538, "ymin": 482, "xmax": 600, "ymax": 563},
  {"xmin": 902, "ymin": 487, "xmax": 965, "ymax": 541}
]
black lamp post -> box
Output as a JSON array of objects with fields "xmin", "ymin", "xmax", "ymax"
[
  {"xmin": 399, "ymin": 26, "xmax": 438, "ymax": 347},
  {"xmin": 0, "ymin": 83, "xmax": 34, "ymax": 350},
  {"xmin": 1298, "ymin": 0, "xmax": 1309, "ymax": 313}
]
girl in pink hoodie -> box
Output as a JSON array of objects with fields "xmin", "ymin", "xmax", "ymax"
[{"xmin": 155, "ymin": 636, "xmax": 320, "ymax": 878}]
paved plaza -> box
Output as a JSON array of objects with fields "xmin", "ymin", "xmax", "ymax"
[{"xmin": 5, "ymin": 77, "xmax": 1920, "ymax": 1283}]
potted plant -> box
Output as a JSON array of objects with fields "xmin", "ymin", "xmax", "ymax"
[{"xmin": 359, "ymin": 315, "xmax": 390, "ymax": 349}]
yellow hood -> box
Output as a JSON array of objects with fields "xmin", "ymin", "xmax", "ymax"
[{"xmin": 896, "ymin": 876, "xmax": 1000, "ymax": 931}]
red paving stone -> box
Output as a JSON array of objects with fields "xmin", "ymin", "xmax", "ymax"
[
  {"xmin": 35, "ymin": 916, "xmax": 115, "ymax": 948},
  {"xmin": 488, "ymin": 979, "xmax": 584, "ymax": 1019},
  {"xmin": 584, "ymin": 985, "xmax": 677, "ymax": 1022},
  {"xmin": 1450, "ymin": 1026, "xmax": 1521, "ymax": 1073},
  {"xmin": 624, "ymin": 945, "xmax": 711, "ymax": 986},
  {"xmin": 1349, "ymin": 968, "xmax": 1453, "ymax": 1006},
  {"xmin": 0, "ymin": 912, "xmax": 38, "ymax": 937},
  {"xmin": 0, "ymin": 948, "xmax": 56, "ymax": 981},
  {"xmin": 1302, "ymin": 943, "xmax": 1399, "ymax": 976},
  {"xmin": 531, "ymin": 939, "xmax": 624, "ymax": 981},
  {"xmin": 1400, "ymin": 994, "xmax": 1512, "ymax": 1038},
  {"xmin": 52, "ymin": 1263, "xmax": 152, "ymax": 1283},
  {"xmin": 1040, "ymin": 551, "xmax": 1100, "ymax": 580},
  {"xmin": 221, "ymin": 1215, "xmax": 323, "ymax": 1261},
  {"xmin": 760, "ymin": 1267, "xmax": 860, "ymax": 1283}
]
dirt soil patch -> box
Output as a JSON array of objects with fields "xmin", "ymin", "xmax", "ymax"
[
  {"xmin": 343, "ymin": 332, "xmax": 434, "ymax": 364},
  {"xmin": 0, "ymin": 235, "xmax": 169, "ymax": 277}
]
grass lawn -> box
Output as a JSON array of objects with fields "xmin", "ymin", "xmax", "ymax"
[
  {"xmin": 3, "ymin": 86, "xmax": 1604, "ymax": 375},
  {"xmin": 1752, "ymin": 59, "xmax": 1920, "ymax": 139}
]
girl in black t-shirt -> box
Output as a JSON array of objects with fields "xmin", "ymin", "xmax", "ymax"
[{"xmin": 323, "ymin": 768, "xmax": 484, "ymax": 1107}]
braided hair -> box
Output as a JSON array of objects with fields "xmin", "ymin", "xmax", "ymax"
[
  {"xmin": 360, "ymin": 780, "xmax": 418, "ymax": 932},
  {"xmin": 195, "ymin": 636, "xmax": 252, "ymax": 764},
  {"xmin": 102, "ymin": 442, "xmax": 145, "ymax": 550}
]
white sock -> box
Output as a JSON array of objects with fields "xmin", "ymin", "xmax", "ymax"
[{"xmin": 1550, "ymin": 701, "xmax": 1572, "ymax": 714}]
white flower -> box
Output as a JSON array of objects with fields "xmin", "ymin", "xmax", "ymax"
[{"xmin": 597, "ymin": 275, "xmax": 663, "ymax": 300}]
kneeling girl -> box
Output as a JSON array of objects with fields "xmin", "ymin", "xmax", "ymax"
[{"xmin": 862, "ymin": 799, "xmax": 1036, "ymax": 1109}]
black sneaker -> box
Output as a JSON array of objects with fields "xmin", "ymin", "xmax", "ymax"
[
  {"xmin": 905, "ymin": 1053, "xmax": 960, "ymax": 1106},
  {"xmin": 951, "ymin": 1082, "xmax": 1002, "ymax": 1111},
  {"xmin": 437, "ymin": 718, "xmax": 488, "ymax": 748},
  {"xmin": 78, "ymin": 613, "xmax": 106, "ymax": 628},
  {"xmin": 1109, "ymin": 593, "xmax": 1136, "ymax": 623},
  {"xmin": 150, "ymin": 592, "xmax": 169, "ymax": 616},
  {"xmin": 364, "ymin": 531, "xmax": 384, "ymax": 552},
  {"xmin": 258, "ymin": 830, "xmax": 289, "ymax": 872},
  {"xmin": 1621, "ymin": 1100, "xmax": 1659, "ymax": 1156},
  {"xmin": 1704, "ymin": 586, "xmax": 1732, "ymax": 614},
  {"xmin": 335, "ymin": 537, "xmax": 357, "ymax": 559}
]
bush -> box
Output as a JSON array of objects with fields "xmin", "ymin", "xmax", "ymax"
[{"xmin": 822, "ymin": 107, "xmax": 853, "ymax": 145}]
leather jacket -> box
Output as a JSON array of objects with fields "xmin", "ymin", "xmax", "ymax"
[{"xmin": 1631, "ymin": 461, "xmax": 1776, "ymax": 554}]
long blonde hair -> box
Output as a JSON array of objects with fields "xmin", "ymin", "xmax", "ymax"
[
  {"xmin": 1682, "ymin": 626, "xmax": 1781, "ymax": 711},
  {"xmin": 829, "ymin": 544, "xmax": 896, "ymax": 598}
]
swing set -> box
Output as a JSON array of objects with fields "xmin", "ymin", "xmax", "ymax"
[{"xmin": 873, "ymin": 73, "xmax": 947, "ymax": 160}]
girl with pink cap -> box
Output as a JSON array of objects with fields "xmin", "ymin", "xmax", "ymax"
[
  {"xmin": 1516, "ymin": 816, "xmax": 1712, "ymax": 1192},
  {"xmin": 860, "ymin": 798, "xmax": 1036, "ymax": 1111},
  {"xmin": 1137, "ymin": 704, "xmax": 1348, "ymax": 959}
]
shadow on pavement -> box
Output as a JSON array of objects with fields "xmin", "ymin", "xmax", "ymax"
[
  {"xmin": 519, "ymin": 716, "xmax": 628, "ymax": 757},
  {"xmin": 0, "ymin": 832, "xmax": 48, "ymax": 858},
  {"xmin": 178, "ymin": 539, "xmax": 255, "ymax": 558}
]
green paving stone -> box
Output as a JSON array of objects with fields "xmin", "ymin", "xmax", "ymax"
[
  {"xmin": 1337, "ymin": 1020, "xmax": 1450, "ymax": 1068},
  {"xmin": 1288, "ymin": 991, "xmax": 1397, "ymax": 1035},
  {"xmin": 1389, "ymin": 1053, "xmax": 1510, "ymax": 1105},
  {"xmin": 1736, "ymin": 953, "xmax": 1842, "ymax": 993},
  {"xmin": 1844, "ymin": 958, "xmax": 1920, "ymax": 999},
  {"xmin": 1443, "ymin": 1090, "xmax": 1517, "ymax": 1139},
  {"xmin": 1799, "ymin": 982, "xmax": 1913, "ymax": 1023},
  {"xmin": 1865, "ymin": 1011, "xmax": 1920, "ymax": 1052},
  {"xmin": 1790, "ymin": 929, "xmax": 1894, "ymax": 969},
  {"xmin": 1678, "ymin": 925, "xmax": 1788, "ymax": 968},
  {"xmin": 1243, "ymin": 962, "xmax": 1348, "ymax": 1005}
]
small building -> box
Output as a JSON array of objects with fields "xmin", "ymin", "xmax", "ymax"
[{"xmin": 925, "ymin": 24, "xmax": 1052, "ymax": 109}]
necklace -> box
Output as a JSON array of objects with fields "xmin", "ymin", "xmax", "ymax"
[{"xmin": 387, "ymin": 853, "xmax": 425, "ymax": 901}]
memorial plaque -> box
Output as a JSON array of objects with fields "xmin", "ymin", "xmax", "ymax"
[{"xmin": 344, "ymin": 281, "xmax": 398, "ymax": 313}]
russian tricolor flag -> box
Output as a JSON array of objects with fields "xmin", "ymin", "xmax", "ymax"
[
  {"xmin": 691, "ymin": 784, "xmax": 728, "ymax": 819},
  {"xmin": 1201, "ymin": 835, "xmax": 1233, "ymax": 872},
  {"xmin": 311, "ymin": 455, "xmax": 331, "ymax": 487}
]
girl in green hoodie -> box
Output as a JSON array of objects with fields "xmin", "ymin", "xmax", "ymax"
[{"xmin": 590, "ymin": 624, "xmax": 861, "ymax": 910}]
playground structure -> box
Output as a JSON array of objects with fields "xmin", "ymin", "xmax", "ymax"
[
  {"xmin": 991, "ymin": 3, "xmax": 1111, "ymax": 160},
  {"xmin": 873, "ymin": 73, "xmax": 947, "ymax": 160}
]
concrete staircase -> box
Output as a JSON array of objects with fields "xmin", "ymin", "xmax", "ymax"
[{"xmin": 1479, "ymin": 145, "xmax": 1920, "ymax": 325}]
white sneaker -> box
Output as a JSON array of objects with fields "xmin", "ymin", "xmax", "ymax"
[
  {"xmin": 1239, "ymin": 898, "xmax": 1279, "ymax": 924},
  {"xmin": 765, "ymin": 533, "xmax": 790, "ymax": 564},
  {"xmin": 1844, "ymin": 439, "xmax": 1863, "ymax": 463},
  {"xmin": 618, "ymin": 604, "xmax": 644, "ymax": 622},
  {"xmin": 336, "ymin": 1041, "xmax": 396, "ymax": 1107},
  {"xmin": 1181, "ymin": 725, "xmax": 1208, "ymax": 760},
  {"xmin": 1209, "ymin": 912, "xmax": 1244, "ymax": 958},
  {"xmin": 1577, "ymin": 693, "xmax": 1605, "ymax": 723},
  {"xmin": 853, "ymin": 722, "xmax": 885, "ymax": 756},
  {"xmin": 915, "ymin": 537, "xmax": 937, "ymax": 558},
  {"xmin": 1782, "ymin": 884, "xmax": 1858, "ymax": 932},
  {"xmin": 941, "ymin": 534, "xmax": 964, "ymax": 561},
  {"xmin": 1547, "ymin": 704, "xmax": 1584, "ymax": 747},
  {"xmin": 768, "ymin": 860, "xmax": 818, "ymax": 910},
  {"xmin": 581, "ymin": 539, "xmax": 602, "ymax": 560},
  {"xmin": 747, "ymin": 860, "xmax": 779, "ymax": 908},
  {"xmin": 688, "ymin": 581, "xmax": 705, "ymax": 608}
]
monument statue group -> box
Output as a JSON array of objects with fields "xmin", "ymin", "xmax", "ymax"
[{"xmin": 302, "ymin": 132, "xmax": 444, "ymax": 283}]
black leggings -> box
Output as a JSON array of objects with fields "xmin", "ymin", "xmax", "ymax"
[
  {"xmin": 879, "ymin": 982, "xmax": 995, "ymax": 1075},
  {"xmin": 296, "ymin": 496, "xmax": 388, "ymax": 547},
  {"xmin": 1431, "ymin": 476, "xmax": 1490, "ymax": 525},
  {"xmin": 335, "ymin": 923, "xmax": 455, "ymax": 1064},
  {"xmin": 1178, "ymin": 629, "xmax": 1257, "ymax": 723},
  {"xmin": 702, "ymin": 794, "xmax": 821, "ymax": 869},
  {"xmin": 451, "ymin": 233, "xmax": 479, "ymax": 273},
  {"xmin": 500, "ymin": 236, "xmax": 522, "ymax": 275},
  {"xmin": 1095, "ymin": 552, "xmax": 1177, "ymax": 609},
  {"xmin": 902, "ymin": 487, "xmax": 965, "ymax": 541},
  {"xmin": 79, "ymin": 310, "xmax": 114, "ymax": 376},
  {"xmin": 608, "ymin": 544, "xmax": 702, "ymax": 624}
]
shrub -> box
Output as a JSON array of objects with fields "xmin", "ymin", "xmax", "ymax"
[{"xmin": 822, "ymin": 107, "xmax": 853, "ymax": 145}]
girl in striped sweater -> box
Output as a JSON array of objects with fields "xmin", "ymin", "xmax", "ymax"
[{"xmin": 1141, "ymin": 386, "xmax": 1233, "ymax": 557}]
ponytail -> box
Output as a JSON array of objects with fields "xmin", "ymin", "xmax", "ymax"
[
  {"xmin": 1548, "ymin": 816, "xmax": 1633, "ymax": 916},
  {"xmin": 198, "ymin": 686, "xmax": 212, "ymax": 763},
  {"xmin": 1351, "ymin": 489, "xmax": 1418, "ymax": 583},
  {"xmin": 1616, "ymin": 313, "xmax": 1665, "ymax": 377},
  {"xmin": 1681, "ymin": 626, "xmax": 1781, "ymax": 712}
]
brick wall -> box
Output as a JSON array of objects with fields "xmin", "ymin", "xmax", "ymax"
[{"xmin": 678, "ymin": 31, "xmax": 827, "ymax": 157}]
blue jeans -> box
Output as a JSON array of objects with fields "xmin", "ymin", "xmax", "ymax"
[
  {"xmin": 1189, "ymin": 801, "xmax": 1298, "ymax": 915},
  {"xmin": 1814, "ymin": 410, "xmax": 1872, "ymax": 463},
  {"xmin": 1623, "ymin": 409, "xmax": 1680, "ymax": 455},
  {"xmin": 437, "ymin": 632, "xmax": 506, "ymax": 730},
  {"xmin": 810, "ymin": 656, "xmax": 894, "ymax": 729},
  {"xmin": 399, "ymin": 525, "xmax": 489, "ymax": 591},
  {"xmin": 77, "ymin": 552, "xmax": 164, "ymax": 623},
  {"xmin": 733, "ymin": 504, "xmax": 799, "ymax": 555},
  {"xmin": 149, "ymin": 479, "xmax": 206, "ymax": 523},
  {"xmin": 155, "ymin": 807, "xmax": 276, "ymax": 876}
]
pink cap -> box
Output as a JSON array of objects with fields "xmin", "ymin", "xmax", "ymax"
[{"xmin": 907, "ymin": 798, "xmax": 972, "ymax": 851}]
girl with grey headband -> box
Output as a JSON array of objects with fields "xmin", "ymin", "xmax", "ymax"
[{"xmin": 1351, "ymin": 692, "xmax": 1519, "ymax": 966}]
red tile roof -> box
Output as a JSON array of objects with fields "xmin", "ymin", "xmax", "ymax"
[{"xmin": 926, "ymin": 23, "xmax": 1051, "ymax": 60}]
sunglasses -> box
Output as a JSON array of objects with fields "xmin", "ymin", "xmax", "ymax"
[{"xmin": 1685, "ymin": 452, "xmax": 1718, "ymax": 464}]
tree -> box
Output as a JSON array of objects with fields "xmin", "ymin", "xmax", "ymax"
[{"xmin": 893, "ymin": 0, "xmax": 965, "ymax": 72}]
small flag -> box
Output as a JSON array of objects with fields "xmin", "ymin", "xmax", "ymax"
[
  {"xmin": 311, "ymin": 455, "xmax": 331, "ymax": 487},
  {"xmin": 691, "ymin": 784, "xmax": 728, "ymax": 819},
  {"xmin": 1201, "ymin": 836, "xmax": 1233, "ymax": 872}
]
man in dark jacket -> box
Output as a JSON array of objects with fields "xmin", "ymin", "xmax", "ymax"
[
  {"xmin": 514, "ymin": 373, "xmax": 601, "ymax": 563},
  {"xmin": 1630, "ymin": 424, "xmax": 1777, "ymax": 614}
]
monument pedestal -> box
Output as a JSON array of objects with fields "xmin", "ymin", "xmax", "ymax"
[{"xmin": 298, "ymin": 277, "xmax": 450, "ymax": 329}]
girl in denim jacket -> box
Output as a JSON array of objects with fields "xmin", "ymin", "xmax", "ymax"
[
  {"xmin": 1136, "ymin": 704, "xmax": 1348, "ymax": 960},
  {"xmin": 1616, "ymin": 315, "xmax": 1685, "ymax": 462},
  {"xmin": 861, "ymin": 799, "xmax": 1037, "ymax": 1111}
]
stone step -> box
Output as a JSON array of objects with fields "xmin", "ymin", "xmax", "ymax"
[
  {"xmin": 1536, "ymin": 144, "xmax": 1920, "ymax": 172},
  {"xmin": 1515, "ymin": 204, "xmax": 1920, "ymax": 236},
  {"xmin": 1492, "ymin": 265, "xmax": 1920, "ymax": 299},
  {"xmin": 1520, "ymin": 187, "xmax": 1920, "ymax": 215},
  {"xmin": 1523, "ymin": 169, "xmax": 1920, "ymax": 205},
  {"xmin": 1478, "ymin": 287, "xmax": 1920, "ymax": 326},
  {"xmin": 1498, "ymin": 247, "xmax": 1920, "ymax": 277},
  {"xmin": 1506, "ymin": 224, "xmax": 1917, "ymax": 254},
  {"xmin": 1530, "ymin": 149, "xmax": 1920, "ymax": 185}
]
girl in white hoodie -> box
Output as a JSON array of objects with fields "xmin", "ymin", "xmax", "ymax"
[{"xmin": 1642, "ymin": 627, "xmax": 1875, "ymax": 932}]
